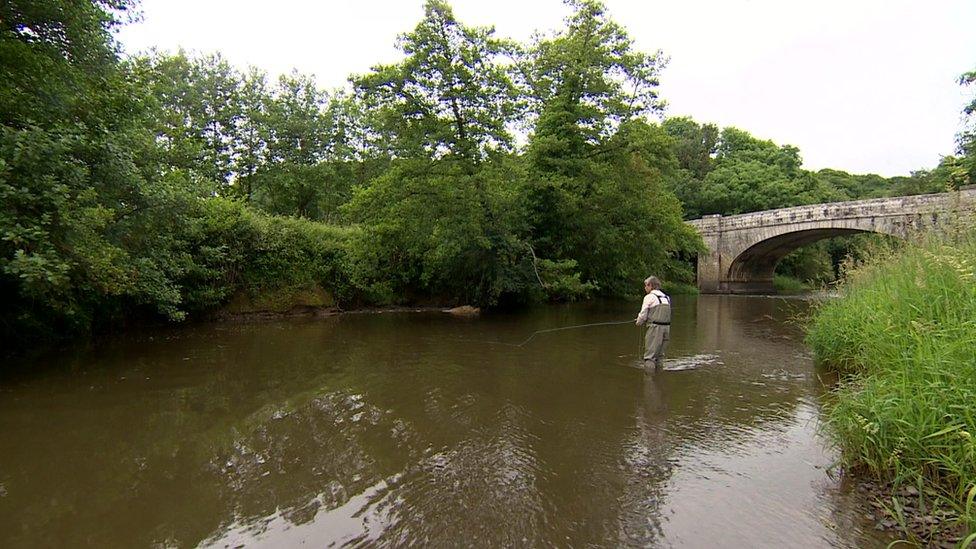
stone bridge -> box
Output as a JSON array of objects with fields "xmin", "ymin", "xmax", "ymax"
[{"xmin": 688, "ymin": 188, "xmax": 976, "ymax": 294}]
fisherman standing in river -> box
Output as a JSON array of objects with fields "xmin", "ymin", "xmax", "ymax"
[{"xmin": 636, "ymin": 276, "xmax": 671, "ymax": 371}]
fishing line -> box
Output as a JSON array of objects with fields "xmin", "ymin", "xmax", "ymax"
[
  {"xmin": 440, "ymin": 319, "xmax": 639, "ymax": 348},
  {"xmin": 512, "ymin": 319, "xmax": 637, "ymax": 347}
]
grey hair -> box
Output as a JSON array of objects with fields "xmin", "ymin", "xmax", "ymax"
[{"xmin": 644, "ymin": 276, "xmax": 661, "ymax": 289}]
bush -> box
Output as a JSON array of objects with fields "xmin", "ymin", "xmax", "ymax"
[
  {"xmin": 535, "ymin": 258, "xmax": 597, "ymax": 301},
  {"xmin": 179, "ymin": 198, "xmax": 360, "ymax": 314}
]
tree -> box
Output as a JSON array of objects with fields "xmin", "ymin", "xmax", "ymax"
[
  {"xmin": 251, "ymin": 72, "xmax": 340, "ymax": 219},
  {"xmin": 523, "ymin": 0, "xmax": 666, "ymax": 148},
  {"xmin": 346, "ymin": 0, "xmax": 532, "ymax": 306},
  {"xmin": 233, "ymin": 67, "xmax": 271, "ymax": 202},
  {"xmin": 353, "ymin": 0, "xmax": 521, "ymax": 162},
  {"xmin": 520, "ymin": 0, "xmax": 697, "ymax": 293},
  {"xmin": 693, "ymin": 127, "xmax": 830, "ymax": 215},
  {"xmin": 664, "ymin": 117, "xmax": 718, "ymax": 180},
  {"xmin": 0, "ymin": 0, "xmax": 194, "ymax": 340},
  {"xmin": 567, "ymin": 120, "xmax": 701, "ymax": 295},
  {"xmin": 662, "ymin": 117, "xmax": 718, "ymax": 218},
  {"xmin": 130, "ymin": 51, "xmax": 246, "ymax": 190},
  {"xmin": 957, "ymin": 68, "xmax": 976, "ymax": 186},
  {"xmin": 0, "ymin": 0, "xmax": 135, "ymax": 128}
]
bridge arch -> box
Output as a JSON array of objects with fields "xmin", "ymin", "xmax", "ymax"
[
  {"xmin": 726, "ymin": 227, "xmax": 886, "ymax": 294},
  {"xmin": 687, "ymin": 189, "xmax": 974, "ymax": 294}
]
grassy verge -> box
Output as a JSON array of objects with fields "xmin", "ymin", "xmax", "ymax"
[{"xmin": 806, "ymin": 228, "xmax": 976, "ymax": 543}]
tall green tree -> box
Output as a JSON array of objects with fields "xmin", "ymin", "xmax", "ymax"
[
  {"xmin": 233, "ymin": 67, "xmax": 271, "ymax": 202},
  {"xmin": 347, "ymin": 0, "xmax": 532, "ymax": 305},
  {"xmin": 662, "ymin": 117, "xmax": 718, "ymax": 218},
  {"xmin": 523, "ymin": 0, "xmax": 666, "ymax": 149},
  {"xmin": 262, "ymin": 72, "xmax": 329, "ymax": 166},
  {"xmin": 521, "ymin": 0, "xmax": 697, "ymax": 294},
  {"xmin": 131, "ymin": 51, "xmax": 245, "ymax": 190},
  {"xmin": 251, "ymin": 72, "xmax": 339, "ymax": 219},
  {"xmin": 567, "ymin": 120, "xmax": 701, "ymax": 295},
  {"xmin": 693, "ymin": 127, "xmax": 836, "ymax": 215},
  {"xmin": 354, "ymin": 0, "xmax": 521, "ymax": 161},
  {"xmin": 664, "ymin": 117, "xmax": 718, "ymax": 180}
]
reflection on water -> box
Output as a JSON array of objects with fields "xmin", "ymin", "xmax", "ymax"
[{"xmin": 0, "ymin": 296, "xmax": 889, "ymax": 547}]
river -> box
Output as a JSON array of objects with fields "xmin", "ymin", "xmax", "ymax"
[{"xmin": 0, "ymin": 295, "xmax": 893, "ymax": 547}]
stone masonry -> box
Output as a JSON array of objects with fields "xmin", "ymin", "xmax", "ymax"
[{"xmin": 687, "ymin": 188, "xmax": 976, "ymax": 294}]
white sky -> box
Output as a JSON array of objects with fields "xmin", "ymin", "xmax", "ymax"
[{"xmin": 116, "ymin": 0, "xmax": 976, "ymax": 177}]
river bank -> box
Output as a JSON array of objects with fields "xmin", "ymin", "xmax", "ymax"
[
  {"xmin": 807, "ymin": 231, "xmax": 976, "ymax": 546},
  {"xmin": 855, "ymin": 477, "xmax": 970, "ymax": 546}
]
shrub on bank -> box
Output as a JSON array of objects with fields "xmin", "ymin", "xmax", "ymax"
[
  {"xmin": 179, "ymin": 198, "xmax": 360, "ymax": 315},
  {"xmin": 0, "ymin": 195, "xmax": 364, "ymax": 344},
  {"xmin": 806, "ymin": 228, "xmax": 976, "ymax": 534}
]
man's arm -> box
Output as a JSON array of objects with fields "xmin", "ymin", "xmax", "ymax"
[{"xmin": 636, "ymin": 296, "xmax": 654, "ymax": 325}]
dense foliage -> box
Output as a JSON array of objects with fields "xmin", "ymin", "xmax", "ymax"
[
  {"xmin": 2, "ymin": 0, "xmax": 971, "ymax": 347},
  {"xmin": 1, "ymin": 0, "xmax": 175, "ymax": 337}
]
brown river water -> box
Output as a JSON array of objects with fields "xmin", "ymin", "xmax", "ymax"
[{"xmin": 0, "ymin": 296, "xmax": 894, "ymax": 548}]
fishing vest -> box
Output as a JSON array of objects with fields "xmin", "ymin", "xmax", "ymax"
[{"xmin": 648, "ymin": 290, "xmax": 671, "ymax": 326}]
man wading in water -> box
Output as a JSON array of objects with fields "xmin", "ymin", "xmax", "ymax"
[{"xmin": 636, "ymin": 276, "xmax": 671, "ymax": 371}]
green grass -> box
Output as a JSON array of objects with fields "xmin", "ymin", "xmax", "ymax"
[
  {"xmin": 806, "ymin": 225, "xmax": 976, "ymax": 539},
  {"xmin": 773, "ymin": 274, "xmax": 813, "ymax": 294}
]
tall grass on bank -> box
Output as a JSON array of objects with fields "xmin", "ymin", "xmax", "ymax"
[
  {"xmin": 773, "ymin": 274, "xmax": 812, "ymax": 294},
  {"xmin": 806, "ymin": 225, "xmax": 976, "ymax": 534}
]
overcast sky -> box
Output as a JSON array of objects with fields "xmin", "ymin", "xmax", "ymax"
[{"xmin": 116, "ymin": 0, "xmax": 976, "ymax": 177}]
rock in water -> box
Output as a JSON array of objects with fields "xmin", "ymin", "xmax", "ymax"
[{"xmin": 444, "ymin": 305, "xmax": 480, "ymax": 317}]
